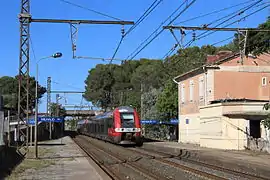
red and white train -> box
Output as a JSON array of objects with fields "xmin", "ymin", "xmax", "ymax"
[{"xmin": 77, "ymin": 106, "xmax": 143, "ymax": 146}]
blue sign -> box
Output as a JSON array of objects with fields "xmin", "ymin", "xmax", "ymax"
[
  {"xmin": 141, "ymin": 120, "xmax": 158, "ymax": 124},
  {"xmin": 141, "ymin": 119, "xmax": 179, "ymax": 125},
  {"xmin": 39, "ymin": 117, "xmax": 63, "ymax": 123},
  {"xmin": 27, "ymin": 117, "xmax": 64, "ymax": 125},
  {"xmin": 170, "ymin": 119, "xmax": 179, "ymax": 124},
  {"xmin": 186, "ymin": 119, "xmax": 189, "ymax": 124}
]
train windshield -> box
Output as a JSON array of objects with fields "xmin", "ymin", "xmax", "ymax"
[{"xmin": 120, "ymin": 113, "xmax": 135, "ymax": 128}]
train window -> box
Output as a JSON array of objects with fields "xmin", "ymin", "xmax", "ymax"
[
  {"xmin": 120, "ymin": 113, "xmax": 135, "ymax": 123},
  {"xmin": 120, "ymin": 113, "xmax": 135, "ymax": 128}
]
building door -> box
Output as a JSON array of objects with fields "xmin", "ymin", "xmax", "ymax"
[{"xmin": 249, "ymin": 120, "xmax": 261, "ymax": 138}]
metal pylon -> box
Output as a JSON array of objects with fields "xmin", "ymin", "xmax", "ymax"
[
  {"xmin": 47, "ymin": 77, "xmax": 51, "ymax": 116},
  {"xmin": 17, "ymin": 0, "xmax": 31, "ymax": 155}
]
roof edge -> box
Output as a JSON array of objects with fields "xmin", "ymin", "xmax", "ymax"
[{"xmin": 173, "ymin": 52, "xmax": 240, "ymax": 82}]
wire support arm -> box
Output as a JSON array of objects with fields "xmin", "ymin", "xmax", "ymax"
[{"xmin": 31, "ymin": 18, "xmax": 134, "ymax": 25}]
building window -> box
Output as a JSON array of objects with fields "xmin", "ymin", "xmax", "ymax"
[
  {"xmin": 189, "ymin": 80, "xmax": 194, "ymax": 102},
  {"xmin": 181, "ymin": 83, "xmax": 185, "ymax": 103},
  {"xmin": 199, "ymin": 76, "xmax": 204, "ymax": 100},
  {"xmin": 262, "ymin": 77, "xmax": 267, "ymax": 86}
]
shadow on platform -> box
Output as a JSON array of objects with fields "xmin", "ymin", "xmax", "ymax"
[
  {"xmin": 0, "ymin": 146, "xmax": 24, "ymax": 179},
  {"xmin": 64, "ymin": 130, "xmax": 78, "ymax": 138},
  {"xmin": 27, "ymin": 155, "xmax": 87, "ymax": 160},
  {"xmin": 143, "ymin": 137, "xmax": 163, "ymax": 143},
  {"xmin": 37, "ymin": 143, "xmax": 66, "ymax": 146}
]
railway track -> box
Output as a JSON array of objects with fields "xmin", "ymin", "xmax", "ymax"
[
  {"xmin": 72, "ymin": 134, "xmax": 269, "ymax": 180},
  {"xmin": 73, "ymin": 137, "xmax": 122, "ymax": 180},
  {"xmin": 73, "ymin": 135, "xmax": 170, "ymax": 180},
  {"xmin": 127, "ymin": 148, "xmax": 227, "ymax": 180},
  {"xmin": 129, "ymin": 147, "xmax": 269, "ymax": 180}
]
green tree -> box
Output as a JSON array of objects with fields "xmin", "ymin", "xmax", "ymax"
[
  {"xmin": 245, "ymin": 16, "xmax": 270, "ymax": 55},
  {"xmin": 141, "ymin": 88, "xmax": 163, "ymax": 120},
  {"xmin": 84, "ymin": 64, "xmax": 116, "ymax": 110},
  {"xmin": 131, "ymin": 60, "xmax": 165, "ymax": 92},
  {"xmin": 0, "ymin": 76, "xmax": 46, "ymax": 111},
  {"xmin": 156, "ymin": 80, "xmax": 178, "ymax": 120},
  {"xmin": 50, "ymin": 102, "xmax": 66, "ymax": 117},
  {"xmin": 227, "ymin": 17, "xmax": 270, "ymax": 55}
]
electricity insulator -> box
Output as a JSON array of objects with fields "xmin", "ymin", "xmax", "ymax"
[
  {"xmin": 121, "ymin": 26, "xmax": 125, "ymax": 37},
  {"xmin": 180, "ymin": 29, "xmax": 186, "ymax": 36},
  {"xmin": 192, "ymin": 32, "xmax": 196, "ymax": 41}
]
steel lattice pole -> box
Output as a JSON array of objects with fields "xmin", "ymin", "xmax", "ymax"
[
  {"xmin": 47, "ymin": 77, "xmax": 52, "ymax": 139},
  {"xmin": 18, "ymin": 0, "xmax": 31, "ymax": 155}
]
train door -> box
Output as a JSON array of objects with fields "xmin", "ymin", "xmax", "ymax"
[
  {"xmin": 104, "ymin": 118, "xmax": 108, "ymax": 135},
  {"xmin": 107, "ymin": 117, "xmax": 114, "ymax": 137}
]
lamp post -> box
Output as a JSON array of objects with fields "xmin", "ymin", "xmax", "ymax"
[{"xmin": 35, "ymin": 52, "xmax": 62, "ymax": 159}]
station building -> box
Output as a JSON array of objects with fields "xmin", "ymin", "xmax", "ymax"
[{"xmin": 173, "ymin": 51, "xmax": 270, "ymax": 150}]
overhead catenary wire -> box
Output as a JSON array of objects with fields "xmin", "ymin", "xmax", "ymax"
[
  {"xmin": 125, "ymin": 0, "xmax": 164, "ymax": 37},
  {"xmin": 203, "ymin": 0, "xmax": 266, "ymax": 27},
  {"xmin": 125, "ymin": 0, "xmax": 191, "ymax": 60},
  {"xmin": 174, "ymin": 0, "xmax": 258, "ymax": 25},
  {"xmin": 162, "ymin": 1, "xmax": 261, "ymax": 61},
  {"xmin": 59, "ymin": 0, "xmax": 122, "ymax": 21},
  {"xmin": 181, "ymin": 0, "xmax": 266, "ymax": 47},
  {"xmin": 187, "ymin": 3, "xmax": 270, "ymax": 48},
  {"xmin": 126, "ymin": 0, "xmax": 197, "ymax": 61},
  {"xmin": 183, "ymin": 0, "xmax": 267, "ymax": 48},
  {"xmin": 210, "ymin": 36, "xmax": 235, "ymax": 46},
  {"xmin": 168, "ymin": 35, "xmax": 270, "ymax": 70},
  {"xmin": 167, "ymin": 0, "xmax": 268, "ymax": 52},
  {"xmin": 29, "ymin": 37, "xmax": 37, "ymax": 63},
  {"xmin": 162, "ymin": 44, "xmax": 178, "ymax": 59},
  {"xmin": 109, "ymin": 0, "xmax": 164, "ymax": 64},
  {"xmin": 51, "ymin": 80, "xmax": 84, "ymax": 91}
]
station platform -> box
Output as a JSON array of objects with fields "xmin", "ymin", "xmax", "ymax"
[
  {"xmin": 6, "ymin": 136, "xmax": 111, "ymax": 180},
  {"xmin": 143, "ymin": 140, "xmax": 270, "ymax": 177}
]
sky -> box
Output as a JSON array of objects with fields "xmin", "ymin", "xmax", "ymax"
[{"xmin": 1, "ymin": 0, "xmax": 269, "ymax": 113}]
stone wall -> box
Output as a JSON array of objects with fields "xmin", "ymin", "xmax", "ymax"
[{"xmin": 247, "ymin": 137, "xmax": 270, "ymax": 153}]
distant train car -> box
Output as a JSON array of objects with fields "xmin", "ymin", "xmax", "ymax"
[{"xmin": 77, "ymin": 106, "xmax": 143, "ymax": 146}]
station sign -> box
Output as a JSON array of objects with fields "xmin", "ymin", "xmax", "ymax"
[
  {"xmin": 27, "ymin": 117, "xmax": 64, "ymax": 125},
  {"xmin": 170, "ymin": 119, "xmax": 179, "ymax": 124},
  {"xmin": 141, "ymin": 119, "xmax": 179, "ymax": 125},
  {"xmin": 141, "ymin": 120, "xmax": 158, "ymax": 124}
]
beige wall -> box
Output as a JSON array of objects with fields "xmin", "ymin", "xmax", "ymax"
[
  {"xmin": 199, "ymin": 102, "xmax": 268, "ymax": 150},
  {"xmin": 200, "ymin": 104, "xmax": 248, "ymax": 150},
  {"xmin": 179, "ymin": 113, "xmax": 200, "ymax": 144}
]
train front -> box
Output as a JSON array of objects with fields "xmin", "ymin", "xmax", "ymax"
[{"xmin": 113, "ymin": 106, "xmax": 143, "ymax": 146}]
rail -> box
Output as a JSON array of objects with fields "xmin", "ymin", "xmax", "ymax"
[
  {"xmin": 131, "ymin": 147, "xmax": 269, "ymax": 180},
  {"xmin": 72, "ymin": 135, "xmax": 169, "ymax": 180}
]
